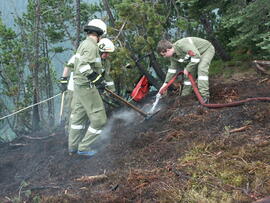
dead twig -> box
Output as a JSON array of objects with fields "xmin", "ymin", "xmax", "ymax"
[
  {"xmin": 134, "ymin": 182, "xmax": 149, "ymax": 190},
  {"xmin": 257, "ymin": 78, "xmax": 269, "ymax": 84},
  {"xmin": 21, "ymin": 133, "xmax": 56, "ymax": 140},
  {"xmin": 75, "ymin": 174, "xmax": 108, "ymax": 183},
  {"xmin": 114, "ymin": 19, "xmax": 127, "ymax": 42},
  {"xmin": 229, "ymin": 126, "xmax": 250, "ymax": 133},
  {"xmin": 29, "ymin": 185, "xmax": 60, "ymax": 191},
  {"xmin": 156, "ymin": 129, "xmax": 171, "ymax": 135},
  {"xmin": 9, "ymin": 143, "xmax": 27, "ymax": 147},
  {"xmin": 253, "ymin": 60, "xmax": 270, "ymax": 75}
]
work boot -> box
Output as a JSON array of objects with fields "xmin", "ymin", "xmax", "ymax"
[
  {"xmin": 202, "ymin": 97, "xmax": 209, "ymax": 104},
  {"xmin": 77, "ymin": 150, "xmax": 97, "ymax": 157},
  {"xmin": 195, "ymin": 97, "xmax": 210, "ymax": 107}
]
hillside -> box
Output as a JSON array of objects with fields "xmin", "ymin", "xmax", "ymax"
[{"xmin": 0, "ymin": 70, "xmax": 269, "ymax": 203}]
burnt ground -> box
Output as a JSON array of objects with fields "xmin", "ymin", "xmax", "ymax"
[{"xmin": 0, "ymin": 71, "xmax": 270, "ymax": 203}]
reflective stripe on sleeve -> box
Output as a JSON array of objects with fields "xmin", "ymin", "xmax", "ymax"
[
  {"xmin": 184, "ymin": 54, "xmax": 190, "ymax": 60},
  {"xmin": 191, "ymin": 57, "xmax": 200, "ymax": 63},
  {"xmin": 198, "ymin": 76, "xmax": 208, "ymax": 81},
  {"xmin": 95, "ymin": 57, "xmax": 101, "ymax": 63},
  {"xmin": 184, "ymin": 81, "xmax": 191, "ymax": 85},
  {"xmin": 168, "ymin": 69, "xmax": 177, "ymax": 73},
  {"xmin": 79, "ymin": 64, "xmax": 91, "ymax": 73},
  {"xmin": 106, "ymin": 81, "xmax": 114, "ymax": 86},
  {"xmin": 92, "ymin": 74, "xmax": 102, "ymax": 83},
  {"xmin": 71, "ymin": 125, "xmax": 84, "ymax": 130},
  {"xmin": 88, "ymin": 126, "xmax": 102, "ymax": 134},
  {"xmin": 178, "ymin": 58, "xmax": 184, "ymax": 63}
]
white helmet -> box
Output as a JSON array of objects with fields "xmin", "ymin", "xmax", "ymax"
[
  {"xmin": 98, "ymin": 38, "xmax": 115, "ymax": 52},
  {"xmin": 84, "ymin": 19, "xmax": 107, "ymax": 36}
]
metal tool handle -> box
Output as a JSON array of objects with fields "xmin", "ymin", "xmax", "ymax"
[{"xmin": 104, "ymin": 88, "xmax": 148, "ymax": 117}]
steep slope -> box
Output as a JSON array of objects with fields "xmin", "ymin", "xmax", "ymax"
[{"xmin": 0, "ymin": 72, "xmax": 269, "ymax": 203}]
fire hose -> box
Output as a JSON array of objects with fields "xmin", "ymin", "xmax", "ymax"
[{"xmin": 158, "ymin": 71, "xmax": 270, "ymax": 108}]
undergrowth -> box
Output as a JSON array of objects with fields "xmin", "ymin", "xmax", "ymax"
[
  {"xmin": 172, "ymin": 132, "xmax": 270, "ymax": 202},
  {"xmin": 210, "ymin": 55, "xmax": 253, "ymax": 78}
]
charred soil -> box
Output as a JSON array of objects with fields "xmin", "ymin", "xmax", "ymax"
[{"xmin": 0, "ymin": 72, "xmax": 270, "ymax": 203}]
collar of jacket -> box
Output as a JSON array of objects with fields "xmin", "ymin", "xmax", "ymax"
[
  {"xmin": 172, "ymin": 43, "xmax": 184, "ymax": 57},
  {"xmin": 86, "ymin": 36, "xmax": 98, "ymax": 44}
]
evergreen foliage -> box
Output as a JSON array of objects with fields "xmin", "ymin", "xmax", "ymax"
[{"xmin": 0, "ymin": 0, "xmax": 269, "ymax": 139}]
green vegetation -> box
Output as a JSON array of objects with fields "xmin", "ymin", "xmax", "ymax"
[
  {"xmin": 0, "ymin": 0, "xmax": 269, "ymax": 138},
  {"xmin": 175, "ymin": 134, "xmax": 270, "ymax": 202}
]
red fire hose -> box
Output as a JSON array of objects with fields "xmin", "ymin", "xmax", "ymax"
[{"xmin": 159, "ymin": 71, "xmax": 270, "ymax": 108}]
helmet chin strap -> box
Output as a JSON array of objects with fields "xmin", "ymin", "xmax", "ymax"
[{"xmin": 97, "ymin": 36, "xmax": 102, "ymax": 43}]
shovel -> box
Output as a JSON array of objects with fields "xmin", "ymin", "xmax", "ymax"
[
  {"xmin": 148, "ymin": 93, "xmax": 162, "ymax": 114},
  {"xmin": 105, "ymin": 88, "xmax": 157, "ymax": 120},
  {"xmin": 148, "ymin": 71, "xmax": 184, "ymax": 114}
]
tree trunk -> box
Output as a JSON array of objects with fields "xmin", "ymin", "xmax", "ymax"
[
  {"xmin": 101, "ymin": 0, "xmax": 161, "ymax": 89},
  {"xmin": 32, "ymin": 0, "xmax": 41, "ymax": 131},
  {"xmin": 133, "ymin": 56, "xmax": 160, "ymax": 89},
  {"xmin": 43, "ymin": 39, "xmax": 55, "ymax": 126},
  {"xmin": 149, "ymin": 52, "xmax": 165, "ymax": 81},
  {"xmin": 200, "ymin": 15, "xmax": 231, "ymax": 61},
  {"xmin": 75, "ymin": 0, "xmax": 81, "ymax": 49},
  {"xmin": 102, "ymin": 0, "xmax": 115, "ymax": 26}
]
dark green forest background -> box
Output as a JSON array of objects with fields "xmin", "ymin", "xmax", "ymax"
[{"xmin": 0, "ymin": 0, "xmax": 269, "ymax": 141}]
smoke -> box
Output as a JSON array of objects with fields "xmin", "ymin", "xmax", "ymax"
[
  {"xmin": 94, "ymin": 109, "xmax": 138, "ymax": 149},
  {"xmin": 95, "ymin": 99, "xmax": 163, "ymax": 150}
]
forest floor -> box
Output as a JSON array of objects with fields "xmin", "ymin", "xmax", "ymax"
[{"xmin": 0, "ymin": 68, "xmax": 270, "ymax": 203}]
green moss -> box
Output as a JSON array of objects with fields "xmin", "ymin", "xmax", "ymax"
[{"xmin": 176, "ymin": 137, "xmax": 269, "ymax": 202}]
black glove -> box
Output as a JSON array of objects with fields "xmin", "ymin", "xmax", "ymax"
[
  {"xmin": 87, "ymin": 72, "xmax": 106, "ymax": 92},
  {"xmin": 59, "ymin": 77, "xmax": 68, "ymax": 92},
  {"xmin": 95, "ymin": 80, "xmax": 106, "ymax": 92}
]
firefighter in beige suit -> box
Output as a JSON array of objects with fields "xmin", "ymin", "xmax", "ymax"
[
  {"xmin": 60, "ymin": 55, "xmax": 76, "ymax": 134},
  {"xmin": 68, "ymin": 19, "xmax": 108, "ymax": 157},
  {"xmin": 157, "ymin": 37, "xmax": 215, "ymax": 103},
  {"xmin": 60, "ymin": 38, "xmax": 116, "ymax": 135}
]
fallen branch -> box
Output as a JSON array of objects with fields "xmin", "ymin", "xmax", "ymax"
[
  {"xmin": 9, "ymin": 143, "xmax": 27, "ymax": 147},
  {"xmin": 29, "ymin": 185, "xmax": 60, "ymax": 191},
  {"xmin": 229, "ymin": 126, "xmax": 250, "ymax": 133},
  {"xmin": 75, "ymin": 174, "xmax": 108, "ymax": 183},
  {"xmin": 253, "ymin": 60, "xmax": 270, "ymax": 65},
  {"xmin": 156, "ymin": 129, "xmax": 171, "ymax": 135},
  {"xmin": 134, "ymin": 182, "xmax": 149, "ymax": 190},
  {"xmin": 253, "ymin": 60, "xmax": 270, "ymax": 75},
  {"xmin": 21, "ymin": 133, "xmax": 56, "ymax": 140},
  {"xmin": 252, "ymin": 196, "xmax": 270, "ymax": 203},
  {"xmin": 257, "ymin": 78, "xmax": 269, "ymax": 84}
]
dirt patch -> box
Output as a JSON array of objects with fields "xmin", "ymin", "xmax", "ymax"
[{"xmin": 0, "ymin": 72, "xmax": 269, "ymax": 203}]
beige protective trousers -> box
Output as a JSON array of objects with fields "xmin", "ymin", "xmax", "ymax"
[
  {"xmin": 68, "ymin": 84, "xmax": 107, "ymax": 152},
  {"xmin": 181, "ymin": 45, "xmax": 215, "ymax": 98}
]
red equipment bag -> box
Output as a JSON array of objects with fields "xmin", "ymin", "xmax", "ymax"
[{"xmin": 131, "ymin": 75, "xmax": 150, "ymax": 101}]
